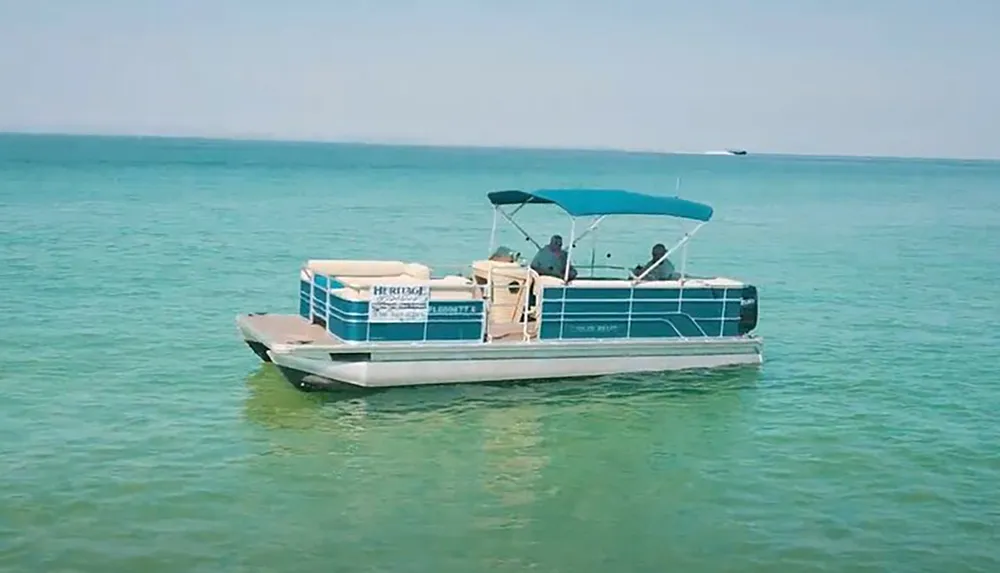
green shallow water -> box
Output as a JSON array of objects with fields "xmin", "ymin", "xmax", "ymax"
[{"xmin": 2, "ymin": 134, "xmax": 1000, "ymax": 572}]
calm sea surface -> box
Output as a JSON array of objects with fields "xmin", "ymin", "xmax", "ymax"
[{"xmin": 2, "ymin": 133, "xmax": 999, "ymax": 572}]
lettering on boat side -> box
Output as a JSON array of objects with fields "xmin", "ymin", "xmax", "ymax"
[
  {"xmin": 369, "ymin": 284, "xmax": 430, "ymax": 323},
  {"xmin": 429, "ymin": 304, "xmax": 480, "ymax": 316},
  {"xmin": 566, "ymin": 323, "xmax": 623, "ymax": 335},
  {"xmin": 371, "ymin": 285, "xmax": 429, "ymax": 297}
]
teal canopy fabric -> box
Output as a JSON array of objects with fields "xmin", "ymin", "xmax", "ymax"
[{"xmin": 487, "ymin": 188, "xmax": 713, "ymax": 221}]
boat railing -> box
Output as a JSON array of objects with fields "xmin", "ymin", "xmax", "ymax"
[
  {"xmin": 521, "ymin": 267, "xmax": 546, "ymax": 341},
  {"xmin": 474, "ymin": 258, "xmax": 555, "ymax": 343},
  {"xmin": 302, "ymin": 265, "xmax": 488, "ymax": 344},
  {"xmin": 477, "ymin": 261, "xmax": 522, "ymax": 342},
  {"xmin": 302, "ymin": 259, "xmax": 748, "ymax": 344}
]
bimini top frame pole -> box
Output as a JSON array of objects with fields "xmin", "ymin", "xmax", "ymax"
[
  {"xmin": 632, "ymin": 221, "xmax": 705, "ymax": 283},
  {"xmin": 496, "ymin": 206, "xmax": 543, "ymax": 251}
]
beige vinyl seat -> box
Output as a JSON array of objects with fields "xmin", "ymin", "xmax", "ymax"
[
  {"xmin": 306, "ymin": 259, "xmax": 431, "ymax": 281},
  {"xmin": 470, "ymin": 260, "xmax": 569, "ymax": 340},
  {"xmin": 306, "ymin": 259, "xmax": 480, "ymax": 301},
  {"xmin": 472, "ymin": 260, "xmax": 531, "ymax": 323}
]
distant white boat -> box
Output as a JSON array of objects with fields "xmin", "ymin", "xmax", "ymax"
[{"xmin": 704, "ymin": 149, "xmax": 748, "ymax": 156}]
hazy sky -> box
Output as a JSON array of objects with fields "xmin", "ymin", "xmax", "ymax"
[{"xmin": 1, "ymin": 0, "xmax": 998, "ymax": 158}]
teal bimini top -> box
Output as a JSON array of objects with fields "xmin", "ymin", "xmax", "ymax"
[{"xmin": 486, "ymin": 188, "xmax": 714, "ymax": 221}]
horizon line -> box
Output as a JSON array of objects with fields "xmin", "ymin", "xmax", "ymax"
[{"xmin": 2, "ymin": 128, "xmax": 997, "ymax": 163}]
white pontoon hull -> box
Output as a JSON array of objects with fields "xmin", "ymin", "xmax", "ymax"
[
  {"xmin": 268, "ymin": 350, "xmax": 762, "ymax": 388},
  {"xmin": 238, "ymin": 314, "xmax": 762, "ymax": 390}
]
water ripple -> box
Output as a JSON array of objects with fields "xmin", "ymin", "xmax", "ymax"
[{"xmin": 3, "ymin": 140, "xmax": 1000, "ymax": 572}]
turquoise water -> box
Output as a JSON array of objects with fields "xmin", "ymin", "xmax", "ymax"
[{"xmin": 2, "ymin": 133, "xmax": 1000, "ymax": 572}]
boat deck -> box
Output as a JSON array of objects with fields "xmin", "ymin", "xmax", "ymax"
[{"xmin": 240, "ymin": 313, "xmax": 343, "ymax": 347}]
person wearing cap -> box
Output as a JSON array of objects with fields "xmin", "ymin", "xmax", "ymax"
[
  {"xmin": 633, "ymin": 243, "xmax": 678, "ymax": 281},
  {"xmin": 531, "ymin": 234, "xmax": 577, "ymax": 280},
  {"xmin": 489, "ymin": 246, "xmax": 517, "ymax": 263}
]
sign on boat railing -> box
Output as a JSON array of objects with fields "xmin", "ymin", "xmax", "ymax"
[{"xmin": 369, "ymin": 284, "xmax": 430, "ymax": 323}]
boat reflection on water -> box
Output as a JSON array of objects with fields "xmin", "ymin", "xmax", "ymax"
[
  {"xmin": 476, "ymin": 400, "xmax": 548, "ymax": 531},
  {"xmin": 241, "ymin": 363, "xmax": 763, "ymax": 432},
  {"xmin": 240, "ymin": 363, "xmax": 763, "ymax": 549},
  {"xmin": 242, "ymin": 364, "xmax": 375, "ymax": 432}
]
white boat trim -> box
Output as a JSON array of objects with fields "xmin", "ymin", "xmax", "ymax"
[{"xmin": 266, "ymin": 343, "xmax": 762, "ymax": 389}]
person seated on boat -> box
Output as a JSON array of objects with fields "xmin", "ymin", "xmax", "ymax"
[
  {"xmin": 531, "ymin": 234, "xmax": 577, "ymax": 281},
  {"xmin": 489, "ymin": 246, "xmax": 518, "ymax": 263},
  {"xmin": 633, "ymin": 243, "xmax": 679, "ymax": 281}
]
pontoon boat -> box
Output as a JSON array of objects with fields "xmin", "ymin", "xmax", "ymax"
[{"xmin": 236, "ymin": 188, "xmax": 762, "ymax": 390}]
